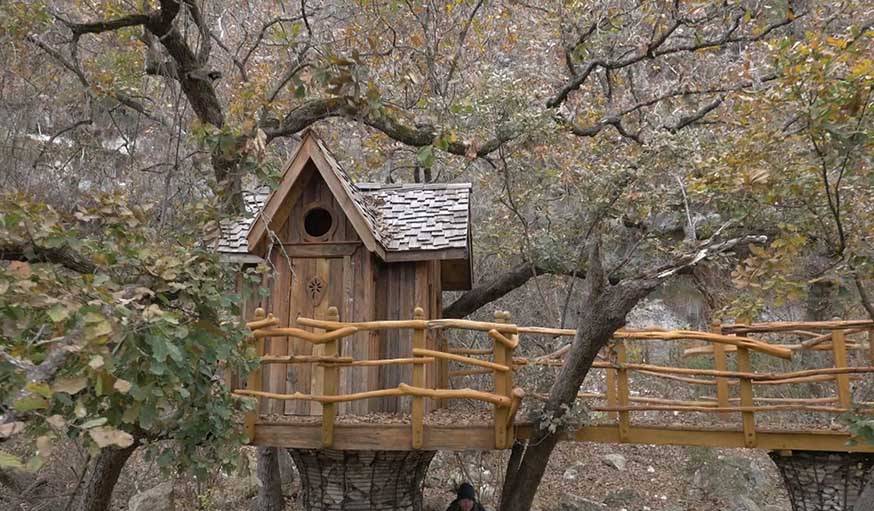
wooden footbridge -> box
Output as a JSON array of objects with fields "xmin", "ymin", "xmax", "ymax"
[{"xmin": 232, "ymin": 307, "xmax": 874, "ymax": 454}]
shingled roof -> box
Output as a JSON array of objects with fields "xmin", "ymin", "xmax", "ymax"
[{"xmin": 217, "ymin": 131, "xmax": 472, "ymax": 263}]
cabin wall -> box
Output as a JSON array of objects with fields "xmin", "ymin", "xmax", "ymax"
[
  {"xmin": 371, "ymin": 259, "xmax": 441, "ymax": 413},
  {"xmin": 253, "ymin": 160, "xmax": 450, "ymax": 416}
]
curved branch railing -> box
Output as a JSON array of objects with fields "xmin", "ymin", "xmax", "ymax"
[{"xmin": 236, "ymin": 309, "xmax": 874, "ymax": 451}]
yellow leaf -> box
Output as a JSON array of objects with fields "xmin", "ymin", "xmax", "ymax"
[
  {"xmin": 89, "ymin": 427, "xmax": 134, "ymax": 448},
  {"xmin": 53, "ymin": 377, "xmax": 88, "ymax": 395},
  {"xmin": 0, "ymin": 422, "xmax": 25, "ymax": 439},
  {"xmin": 88, "ymin": 355, "xmax": 105, "ymax": 370},
  {"xmin": 113, "ymin": 378, "xmax": 131, "ymax": 394}
]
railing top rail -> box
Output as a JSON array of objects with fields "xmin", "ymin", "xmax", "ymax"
[{"xmin": 722, "ymin": 319, "xmax": 874, "ymax": 334}]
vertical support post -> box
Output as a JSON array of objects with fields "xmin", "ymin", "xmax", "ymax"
[
  {"xmin": 244, "ymin": 308, "xmax": 266, "ymax": 442},
  {"xmin": 493, "ymin": 311, "xmax": 512, "ymax": 449},
  {"xmin": 605, "ymin": 347, "xmax": 618, "ymax": 420},
  {"xmin": 831, "ymin": 326, "xmax": 852, "ymax": 409},
  {"xmin": 615, "ymin": 340, "xmax": 630, "ymax": 442},
  {"xmin": 321, "ymin": 306, "xmax": 340, "ymax": 448},
  {"xmin": 736, "ymin": 346, "xmax": 757, "ymax": 448},
  {"xmin": 411, "ymin": 307, "xmax": 426, "ymax": 449},
  {"xmin": 711, "ymin": 320, "xmax": 730, "ymax": 418},
  {"xmin": 868, "ymin": 328, "xmax": 874, "ymax": 368}
]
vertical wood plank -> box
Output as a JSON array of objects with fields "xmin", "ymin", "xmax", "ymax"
[
  {"xmin": 321, "ymin": 306, "xmax": 339, "ymax": 447},
  {"xmin": 616, "ymin": 340, "xmax": 630, "ymax": 442},
  {"xmin": 309, "ymin": 258, "xmax": 330, "ymax": 415},
  {"xmin": 736, "ymin": 346, "xmax": 757, "ymax": 448},
  {"xmin": 493, "ymin": 311, "xmax": 512, "ymax": 449},
  {"xmin": 244, "ymin": 307, "xmax": 266, "ymax": 442},
  {"xmin": 268, "ymin": 252, "xmax": 291, "ymax": 414},
  {"xmin": 605, "ymin": 356, "xmax": 618, "ymax": 420},
  {"xmin": 411, "ymin": 307, "xmax": 426, "ymax": 449},
  {"xmin": 711, "ymin": 320, "xmax": 730, "ymax": 417},
  {"xmin": 831, "ymin": 328, "xmax": 852, "ymax": 409},
  {"xmin": 339, "ymin": 255, "xmax": 353, "ymax": 416}
]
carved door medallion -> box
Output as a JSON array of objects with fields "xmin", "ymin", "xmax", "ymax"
[{"xmin": 307, "ymin": 276, "xmax": 325, "ymax": 305}]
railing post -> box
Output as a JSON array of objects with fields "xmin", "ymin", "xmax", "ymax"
[
  {"xmin": 605, "ymin": 345, "xmax": 618, "ymax": 420},
  {"xmin": 711, "ymin": 320, "xmax": 731, "ymax": 418},
  {"xmin": 615, "ymin": 340, "xmax": 630, "ymax": 442},
  {"xmin": 411, "ymin": 307, "xmax": 426, "ymax": 449},
  {"xmin": 736, "ymin": 345, "xmax": 757, "ymax": 448},
  {"xmin": 244, "ymin": 307, "xmax": 266, "ymax": 442},
  {"xmin": 321, "ymin": 306, "xmax": 340, "ymax": 448},
  {"xmin": 831, "ymin": 324, "xmax": 851, "ymax": 410},
  {"xmin": 493, "ymin": 311, "xmax": 512, "ymax": 449},
  {"xmin": 869, "ymin": 328, "xmax": 874, "ymax": 367}
]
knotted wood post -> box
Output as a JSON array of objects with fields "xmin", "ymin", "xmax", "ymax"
[
  {"xmin": 736, "ymin": 345, "xmax": 757, "ymax": 447},
  {"xmin": 831, "ymin": 322, "xmax": 852, "ymax": 410},
  {"xmin": 711, "ymin": 320, "xmax": 731, "ymax": 417},
  {"xmin": 869, "ymin": 328, "xmax": 874, "ymax": 367},
  {"xmin": 244, "ymin": 307, "xmax": 267, "ymax": 442},
  {"xmin": 493, "ymin": 311, "xmax": 512, "ymax": 449},
  {"xmin": 605, "ymin": 344, "xmax": 618, "ymax": 420},
  {"xmin": 411, "ymin": 307, "xmax": 426, "ymax": 449},
  {"xmin": 322, "ymin": 306, "xmax": 340, "ymax": 448},
  {"xmin": 615, "ymin": 340, "xmax": 630, "ymax": 442}
]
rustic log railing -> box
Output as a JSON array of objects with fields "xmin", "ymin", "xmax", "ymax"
[
  {"xmin": 237, "ymin": 311, "xmax": 874, "ymax": 451},
  {"xmin": 236, "ymin": 306, "xmax": 524, "ymax": 449},
  {"xmin": 515, "ymin": 320, "xmax": 874, "ymax": 449}
]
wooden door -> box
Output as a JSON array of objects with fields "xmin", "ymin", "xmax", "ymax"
[{"xmin": 284, "ymin": 256, "xmax": 346, "ymax": 415}]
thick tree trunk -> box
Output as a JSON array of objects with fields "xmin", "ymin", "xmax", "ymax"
[
  {"xmin": 73, "ymin": 444, "xmax": 138, "ymax": 511},
  {"xmin": 289, "ymin": 449, "xmax": 435, "ymax": 510},
  {"xmin": 498, "ymin": 240, "xmax": 658, "ymax": 511},
  {"xmin": 256, "ymin": 447, "xmax": 285, "ymax": 511}
]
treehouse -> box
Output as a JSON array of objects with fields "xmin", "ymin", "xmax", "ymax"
[
  {"xmin": 214, "ymin": 138, "xmax": 874, "ymax": 510},
  {"xmin": 217, "ymin": 129, "xmax": 475, "ymax": 418}
]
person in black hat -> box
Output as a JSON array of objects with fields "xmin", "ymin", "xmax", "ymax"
[{"xmin": 446, "ymin": 482, "xmax": 486, "ymax": 511}]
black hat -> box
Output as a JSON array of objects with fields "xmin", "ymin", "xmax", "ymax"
[{"xmin": 458, "ymin": 483, "xmax": 476, "ymax": 500}]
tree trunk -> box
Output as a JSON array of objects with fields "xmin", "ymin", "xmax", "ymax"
[
  {"xmin": 73, "ymin": 443, "xmax": 138, "ymax": 511},
  {"xmin": 498, "ymin": 240, "xmax": 658, "ymax": 511},
  {"xmin": 855, "ymin": 467, "xmax": 874, "ymax": 511},
  {"xmin": 256, "ymin": 447, "xmax": 284, "ymax": 511},
  {"xmin": 289, "ymin": 449, "xmax": 435, "ymax": 510}
]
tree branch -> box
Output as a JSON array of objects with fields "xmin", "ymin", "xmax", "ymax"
[{"xmin": 265, "ymin": 98, "xmax": 516, "ymax": 157}]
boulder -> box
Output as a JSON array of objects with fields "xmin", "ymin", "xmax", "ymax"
[
  {"xmin": 128, "ymin": 481, "xmax": 174, "ymax": 511},
  {"xmin": 601, "ymin": 453, "xmax": 627, "ymax": 471}
]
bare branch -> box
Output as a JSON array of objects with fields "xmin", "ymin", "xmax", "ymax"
[
  {"xmin": 63, "ymin": 14, "xmax": 151, "ymax": 36},
  {"xmin": 264, "ymin": 98, "xmax": 516, "ymax": 157},
  {"xmin": 664, "ymin": 97, "xmax": 724, "ymax": 133}
]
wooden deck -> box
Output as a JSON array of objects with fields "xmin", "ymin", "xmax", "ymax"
[{"xmin": 251, "ymin": 418, "xmax": 874, "ymax": 453}]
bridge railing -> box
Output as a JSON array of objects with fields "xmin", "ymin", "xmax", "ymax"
[
  {"xmin": 235, "ymin": 310, "xmax": 874, "ymax": 450},
  {"xmin": 513, "ymin": 320, "xmax": 874, "ymax": 447},
  {"xmin": 234, "ymin": 306, "xmax": 525, "ymax": 449}
]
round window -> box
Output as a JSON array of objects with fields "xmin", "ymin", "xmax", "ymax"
[{"xmin": 303, "ymin": 207, "xmax": 333, "ymax": 238}]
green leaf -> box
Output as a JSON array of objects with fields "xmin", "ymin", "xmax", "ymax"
[
  {"xmin": 13, "ymin": 396, "xmax": 48, "ymax": 412},
  {"xmin": 25, "ymin": 382, "xmax": 53, "ymax": 398},
  {"xmin": 80, "ymin": 417, "xmax": 108, "ymax": 429},
  {"xmin": 416, "ymin": 145, "xmax": 435, "ymax": 169},
  {"xmin": 0, "ymin": 451, "xmax": 24, "ymax": 469},
  {"xmin": 46, "ymin": 304, "xmax": 70, "ymax": 323}
]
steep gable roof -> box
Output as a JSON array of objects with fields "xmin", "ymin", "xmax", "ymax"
[
  {"xmin": 245, "ymin": 130, "xmax": 384, "ymax": 256},
  {"xmin": 219, "ymin": 130, "xmax": 472, "ymax": 273}
]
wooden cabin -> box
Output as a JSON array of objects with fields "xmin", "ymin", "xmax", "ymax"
[{"xmin": 218, "ymin": 130, "xmax": 473, "ymax": 416}]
